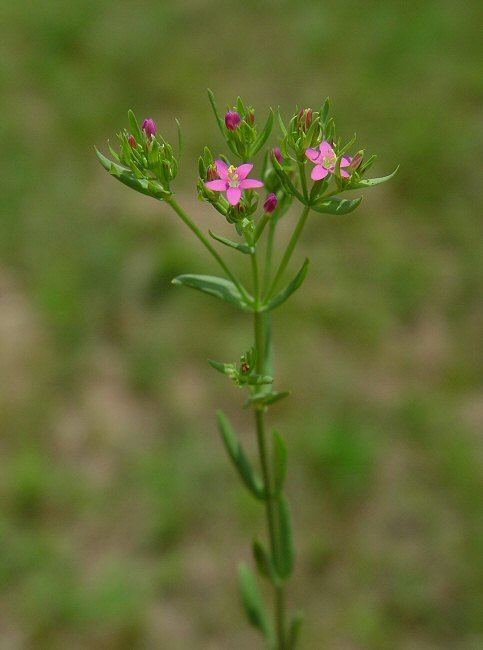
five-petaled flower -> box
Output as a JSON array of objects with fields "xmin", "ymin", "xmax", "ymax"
[
  {"xmin": 205, "ymin": 160, "xmax": 263, "ymax": 206},
  {"xmin": 305, "ymin": 141, "xmax": 351, "ymax": 180}
]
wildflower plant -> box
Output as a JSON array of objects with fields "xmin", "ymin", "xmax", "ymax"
[{"xmin": 96, "ymin": 92, "xmax": 397, "ymax": 648}]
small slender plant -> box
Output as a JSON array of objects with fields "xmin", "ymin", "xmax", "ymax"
[{"xmin": 96, "ymin": 93, "xmax": 396, "ymax": 649}]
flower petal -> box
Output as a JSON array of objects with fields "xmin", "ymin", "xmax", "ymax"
[
  {"xmin": 340, "ymin": 168, "xmax": 351, "ymax": 178},
  {"xmin": 306, "ymin": 148, "xmax": 321, "ymax": 163},
  {"xmin": 239, "ymin": 179, "xmax": 264, "ymax": 189},
  {"xmin": 236, "ymin": 163, "xmax": 253, "ymax": 180},
  {"xmin": 340, "ymin": 157, "xmax": 351, "ymax": 167},
  {"xmin": 319, "ymin": 141, "xmax": 335, "ymax": 160},
  {"xmin": 311, "ymin": 165, "xmax": 329, "ymax": 181},
  {"xmin": 226, "ymin": 187, "xmax": 242, "ymax": 205},
  {"xmin": 215, "ymin": 159, "xmax": 229, "ymax": 180},
  {"xmin": 205, "ymin": 179, "xmax": 227, "ymax": 191}
]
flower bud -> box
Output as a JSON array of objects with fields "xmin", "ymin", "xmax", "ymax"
[
  {"xmin": 142, "ymin": 118, "xmax": 157, "ymax": 139},
  {"xmin": 263, "ymin": 193, "xmax": 278, "ymax": 214},
  {"xmin": 349, "ymin": 151, "xmax": 363, "ymax": 170},
  {"xmin": 298, "ymin": 108, "xmax": 313, "ymax": 131},
  {"xmin": 245, "ymin": 108, "xmax": 255, "ymax": 125},
  {"xmin": 272, "ymin": 147, "xmax": 283, "ymax": 164},
  {"xmin": 225, "ymin": 110, "xmax": 242, "ymax": 131},
  {"xmin": 128, "ymin": 135, "xmax": 137, "ymax": 148},
  {"xmin": 206, "ymin": 165, "xmax": 219, "ymax": 181}
]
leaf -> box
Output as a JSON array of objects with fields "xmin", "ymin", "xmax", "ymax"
[
  {"xmin": 252, "ymin": 539, "xmax": 279, "ymax": 584},
  {"xmin": 172, "ymin": 274, "xmax": 250, "ymax": 310},
  {"xmin": 207, "ymin": 359, "xmax": 234, "ymax": 375},
  {"xmin": 238, "ymin": 564, "xmax": 272, "ymax": 640},
  {"xmin": 276, "ymin": 495, "xmax": 295, "ymax": 579},
  {"xmin": 175, "ymin": 117, "xmax": 183, "ymax": 159},
  {"xmin": 95, "ymin": 148, "xmax": 169, "ymax": 199},
  {"xmin": 287, "ymin": 612, "xmax": 304, "ymax": 649},
  {"xmin": 277, "ymin": 108, "xmax": 288, "ymax": 137},
  {"xmin": 271, "ymin": 158, "xmax": 306, "ymax": 203},
  {"xmin": 263, "ymin": 259, "xmax": 309, "ymax": 312},
  {"xmin": 209, "ymin": 230, "xmax": 254, "ymax": 254},
  {"xmin": 207, "ymin": 88, "xmax": 225, "ymax": 135},
  {"xmin": 272, "ymin": 430, "xmax": 287, "ymax": 497},
  {"xmin": 251, "ymin": 108, "xmax": 274, "ymax": 156},
  {"xmin": 245, "ymin": 391, "xmax": 290, "ymax": 408},
  {"xmin": 350, "ymin": 165, "xmax": 399, "ymax": 188},
  {"xmin": 216, "ymin": 411, "xmax": 265, "ymax": 500},
  {"xmin": 312, "ymin": 196, "xmax": 362, "ymax": 215},
  {"xmin": 128, "ymin": 109, "xmax": 142, "ymax": 141}
]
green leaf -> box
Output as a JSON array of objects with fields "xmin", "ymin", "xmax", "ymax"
[
  {"xmin": 312, "ymin": 196, "xmax": 362, "ymax": 215},
  {"xmin": 207, "ymin": 89, "xmax": 225, "ymax": 135},
  {"xmin": 172, "ymin": 274, "xmax": 250, "ymax": 310},
  {"xmin": 277, "ymin": 108, "xmax": 288, "ymax": 137},
  {"xmin": 128, "ymin": 109, "xmax": 142, "ymax": 142},
  {"xmin": 207, "ymin": 359, "xmax": 234, "ymax": 375},
  {"xmin": 263, "ymin": 258, "xmax": 309, "ymax": 312},
  {"xmin": 245, "ymin": 391, "xmax": 290, "ymax": 408},
  {"xmin": 276, "ymin": 495, "xmax": 295, "ymax": 579},
  {"xmin": 209, "ymin": 230, "xmax": 254, "ymax": 254},
  {"xmin": 350, "ymin": 165, "xmax": 399, "ymax": 188},
  {"xmin": 252, "ymin": 539, "xmax": 279, "ymax": 584},
  {"xmin": 272, "ymin": 430, "xmax": 287, "ymax": 497},
  {"xmin": 272, "ymin": 158, "xmax": 305, "ymax": 203},
  {"xmin": 238, "ymin": 564, "xmax": 272, "ymax": 640},
  {"xmin": 287, "ymin": 612, "xmax": 304, "ymax": 649},
  {"xmin": 95, "ymin": 148, "xmax": 169, "ymax": 199},
  {"xmin": 175, "ymin": 117, "xmax": 183, "ymax": 159},
  {"xmin": 251, "ymin": 108, "xmax": 274, "ymax": 156},
  {"xmin": 216, "ymin": 411, "xmax": 265, "ymax": 500}
]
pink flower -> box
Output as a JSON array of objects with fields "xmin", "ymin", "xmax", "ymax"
[
  {"xmin": 225, "ymin": 111, "xmax": 241, "ymax": 131},
  {"xmin": 205, "ymin": 160, "xmax": 264, "ymax": 206},
  {"xmin": 273, "ymin": 147, "xmax": 283, "ymax": 164},
  {"xmin": 142, "ymin": 118, "xmax": 157, "ymax": 138},
  {"xmin": 305, "ymin": 141, "xmax": 352, "ymax": 181},
  {"xmin": 263, "ymin": 193, "xmax": 278, "ymax": 213}
]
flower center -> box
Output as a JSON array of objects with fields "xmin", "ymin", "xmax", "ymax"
[
  {"xmin": 323, "ymin": 154, "xmax": 336, "ymax": 168},
  {"xmin": 227, "ymin": 165, "xmax": 240, "ymax": 187}
]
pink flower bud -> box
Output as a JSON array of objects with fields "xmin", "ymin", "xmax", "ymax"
[
  {"xmin": 246, "ymin": 108, "xmax": 255, "ymax": 125},
  {"xmin": 225, "ymin": 110, "xmax": 241, "ymax": 131},
  {"xmin": 263, "ymin": 193, "xmax": 278, "ymax": 214},
  {"xmin": 206, "ymin": 165, "xmax": 219, "ymax": 181},
  {"xmin": 142, "ymin": 118, "xmax": 157, "ymax": 138},
  {"xmin": 273, "ymin": 147, "xmax": 283, "ymax": 164},
  {"xmin": 298, "ymin": 108, "xmax": 313, "ymax": 131},
  {"xmin": 128, "ymin": 135, "xmax": 137, "ymax": 148}
]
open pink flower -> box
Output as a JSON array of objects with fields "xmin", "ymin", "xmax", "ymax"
[
  {"xmin": 205, "ymin": 160, "xmax": 263, "ymax": 206},
  {"xmin": 305, "ymin": 141, "xmax": 352, "ymax": 180}
]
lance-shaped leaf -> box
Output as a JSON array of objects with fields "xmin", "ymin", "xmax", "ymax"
[
  {"xmin": 312, "ymin": 196, "xmax": 362, "ymax": 215},
  {"xmin": 209, "ymin": 230, "xmax": 254, "ymax": 254},
  {"xmin": 172, "ymin": 274, "xmax": 251, "ymax": 310},
  {"xmin": 272, "ymin": 158, "xmax": 306, "ymax": 203},
  {"xmin": 216, "ymin": 411, "xmax": 265, "ymax": 500},
  {"xmin": 272, "ymin": 430, "xmax": 287, "ymax": 497},
  {"xmin": 263, "ymin": 259, "xmax": 310, "ymax": 312},
  {"xmin": 238, "ymin": 564, "xmax": 273, "ymax": 640},
  {"xmin": 350, "ymin": 165, "xmax": 399, "ymax": 188},
  {"xmin": 287, "ymin": 612, "xmax": 304, "ymax": 649},
  {"xmin": 128, "ymin": 109, "xmax": 143, "ymax": 142},
  {"xmin": 250, "ymin": 108, "xmax": 274, "ymax": 156},
  {"xmin": 245, "ymin": 391, "xmax": 290, "ymax": 409},
  {"xmin": 207, "ymin": 88, "xmax": 225, "ymax": 135},
  {"xmin": 252, "ymin": 539, "xmax": 279, "ymax": 585},
  {"xmin": 275, "ymin": 495, "xmax": 295, "ymax": 579},
  {"xmin": 95, "ymin": 148, "xmax": 170, "ymax": 200}
]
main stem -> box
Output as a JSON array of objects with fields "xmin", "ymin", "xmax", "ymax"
[{"xmin": 252, "ymin": 253, "xmax": 286, "ymax": 649}]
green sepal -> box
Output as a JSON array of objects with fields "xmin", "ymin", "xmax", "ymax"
[
  {"xmin": 95, "ymin": 148, "xmax": 169, "ymax": 200},
  {"xmin": 127, "ymin": 109, "xmax": 142, "ymax": 142},
  {"xmin": 252, "ymin": 539, "xmax": 280, "ymax": 585},
  {"xmin": 350, "ymin": 165, "xmax": 399, "ymax": 188},
  {"xmin": 172, "ymin": 274, "xmax": 251, "ymax": 311},
  {"xmin": 272, "ymin": 430, "xmax": 287, "ymax": 497},
  {"xmin": 275, "ymin": 495, "xmax": 295, "ymax": 579},
  {"xmin": 216, "ymin": 411, "xmax": 265, "ymax": 500},
  {"xmin": 238, "ymin": 564, "xmax": 273, "ymax": 640},
  {"xmin": 250, "ymin": 108, "xmax": 274, "ymax": 156},
  {"xmin": 207, "ymin": 359, "xmax": 234, "ymax": 375},
  {"xmin": 209, "ymin": 230, "xmax": 254, "ymax": 254},
  {"xmin": 287, "ymin": 612, "xmax": 304, "ymax": 649},
  {"xmin": 175, "ymin": 117, "xmax": 183, "ymax": 160},
  {"xmin": 312, "ymin": 196, "xmax": 362, "ymax": 215},
  {"xmin": 207, "ymin": 88, "xmax": 225, "ymax": 135},
  {"xmin": 245, "ymin": 391, "xmax": 290, "ymax": 409},
  {"xmin": 263, "ymin": 258, "xmax": 309, "ymax": 312}
]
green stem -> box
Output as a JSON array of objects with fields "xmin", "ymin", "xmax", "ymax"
[
  {"xmin": 263, "ymin": 217, "xmax": 277, "ymax": 296},
  {"xmin": 252, "ymin": 252, "xmax": 286, "ymax": 649},
  {"xmin": 167, "ymin": 197, "xmax": 252, "ymax": 304},
  {"xmin": 266, "ymin": 204, "xmax": 311, "ymax": 301}
]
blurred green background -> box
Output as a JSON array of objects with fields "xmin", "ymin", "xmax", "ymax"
[{"xmin": 1, "ymin": 1, "xmax": 482, "ymax": 648}]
